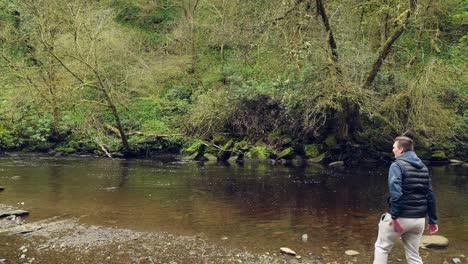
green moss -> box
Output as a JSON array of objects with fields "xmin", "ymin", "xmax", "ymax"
[
  {"xmin": 308, "ymin": 153, "xmax": 326, "ymax": 163},
  {"xmin": 245, "ymin": 146, "xmax": 271, "ymax": 160},
  {"xmin": 205, "ymin": 153, "xmax": 218, "ymax": 161},
  {"xmin": 304, "ymin": 144, "xmax": 320, "ymax": 158},
  {"xmin": 324, "ymin": 134, "xmax": 337, "ymax": 147},
  {"xmin": 277, "ymin": 147, "xmax": 294, "ymax": 160},
  {"xmin": 212, "ymin": 134, "xmax": 228, "ymax": 145},
  {"xmin": 183, "ymin": 140, "xmax": 205, "ymax": 154},
  {"xmin": 431, "ymin": 150, "xmax": 446, "ymax": 159}
]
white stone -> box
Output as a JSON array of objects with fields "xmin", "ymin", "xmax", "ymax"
[
  {"xmin": 420, "ymin": 235, "xmax": 449, "ymax": 248},
  {"xmin": 345, "ymin": 250, "xmax": 360, "ymax": 256},
  {"xmin": 280, "ymin": 247, "xmax": 296, "ymax": 256}
]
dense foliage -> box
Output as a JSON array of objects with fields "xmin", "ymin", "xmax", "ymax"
[{"xmin": 0, "ymin": 0, "xmax": 466, "ymax": 161}]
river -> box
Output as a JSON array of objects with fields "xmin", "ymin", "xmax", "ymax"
[{"xmin": 0, "ymin": 154, "xmax": 467, "ymax": 263}]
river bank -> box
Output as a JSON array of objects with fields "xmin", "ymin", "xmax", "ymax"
[{"xmin": 0, "ymin": 204, "xmax": 323, "ymax": 264}]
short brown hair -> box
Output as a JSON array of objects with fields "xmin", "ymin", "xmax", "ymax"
[{"xmin": 394, "ymin": 136, "xmax": 414, "ymax": 152}]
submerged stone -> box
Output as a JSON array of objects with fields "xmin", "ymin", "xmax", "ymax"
[{"xmin": 420, "ymin": 235, "xmax": 449, "ymax": 248}]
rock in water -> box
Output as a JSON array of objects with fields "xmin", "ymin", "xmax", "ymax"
[
  {"xmin": 280, "ymin": 247, "xmax": 296, "ymax": 256},
  {"xmin": 329, "ymin": 161, "xmax": 345, "ymax": 167},
  {"xmin": 345, "ymin": 250, "xmax": 360, "ymax": 256},
  {"xmin": 420, "ymin": 235, "xmax": 449, "ymax": 248},
  {"xmin": 0, "ymin": 210, "xmax": 29, "ymax": 218}
]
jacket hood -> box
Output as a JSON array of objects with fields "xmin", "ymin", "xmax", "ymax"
[{"xmin": 396, "ymin": 151, "xmax": 425, "ymax": 169}]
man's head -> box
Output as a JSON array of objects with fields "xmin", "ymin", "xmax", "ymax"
[{"xmin": 392, "ymin": 136, "xmax": 414, "ymax": 158}]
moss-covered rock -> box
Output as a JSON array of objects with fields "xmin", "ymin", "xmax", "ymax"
[
  {"xmin": 430, "ymin": 150, "xmax": 449, "ymax": 165},
  {"xmin": 217, "ymin": 139, "xmax": 234, "ymax": 161},
  {"xmin": 324, "ymin": 134, "xmax": 337, "ymax": 147},
  {"xmin": 304, "ymin": 144, "xmax": 320, "ymax": 158},
  {"xmin": 281, "ymin": 137, "xmax": 292, "ymax": 147},
  {"xmin": 431, "ymin": 150, "xmax": 446, "ymax": 159},
  {"xmin": 212, "ymin": 134, "xmax": 228, "ymax": 145},
  {"xmin": 245, "ymin": 145, "xmax": 272, "ymax": 160},
  {"xmin": 276, "ymin": 147, "xmax": 294, "ymax": 160},
  {"xmin": 205, "ymin": 153, "xmax": 218, "ymax": 161},
  {"xmin": 415, "ymin": 149, "xmax": 432, "ymax": 160},
  {"xmin": 307, "ymin": 153, "xmax": 326, "ymax": 163}
]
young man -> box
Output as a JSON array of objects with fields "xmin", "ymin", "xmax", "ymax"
[{"xmin": 373, "ymin": 136, "xmax": 439, "ymax": 264}]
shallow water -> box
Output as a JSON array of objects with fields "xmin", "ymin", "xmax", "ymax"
[{"xmin": 0, "ymin": 155, "xmax": 467, "ymax": 262}]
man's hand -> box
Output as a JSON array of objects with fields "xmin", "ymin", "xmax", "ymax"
[
  {"xmin": 389, "ymin": 219, "xmax": 404, "ymax": 233},
  {"xmin": 428, "ymin": 224, "xmax": 438, "ymax": 235}
]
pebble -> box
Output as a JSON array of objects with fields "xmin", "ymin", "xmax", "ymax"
[
  {"xmin": 452, "ymin": 258, "xmax": 462, "ymax": 264},
  {"xmin": 280, "ymin": 247, "xmax": 296, "ymax": 256},
  {"xmin": 302, "ymin": 234, "xmax": 308, "ymax": 242},
  {"xmin": 345, "ymin": 250, "xmax": 359, "ymax": 256},
  {"xmin": 20, "ymin": 254, "xmax": 25, "ymax": 259},
  {"xmin": 0, "ymin": 259, "xmax": 5, "ymax": 263}
]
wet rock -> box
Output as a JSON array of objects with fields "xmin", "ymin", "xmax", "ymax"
[
  {"xmin": 430, "ymin": 151, "xmax": 449, "ymax": 165},
  {"xmin": 308, "ymin": 153, "xmax": 326, "ymax": 164},
  {"xmin": 449, "ymin": 159, "xmax": 463, "ymax": 164},
  {"xmin": 280, "ymin": 247, "xmax": 296, "ymax": 256},
  {"xmin": 420, "ymin": 235, "xmax": 449, "ymax": 248},
  {"xmin": 345, "ymin": 250, "xmax": 359, "ymax": 256},
  {"xmin": 329, "ymin": 161, "xmax": 344, "ymax": 167},
  {"xmin": 0, "ymin": 209, "xmax": 29, "ymax": 218},
  {"xmin": 6, "ymin": 224, "xmax": 43, "ymax": 235}
]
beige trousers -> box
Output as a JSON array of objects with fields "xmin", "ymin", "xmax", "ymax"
[{"xmin": 373, "ymin": 213, "xmax": 425, "ymax": 264}]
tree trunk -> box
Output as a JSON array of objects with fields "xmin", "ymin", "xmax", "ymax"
[
  {"xmin": 364, "ymin": 0, "xmax": 417, "ymax": 88},
  {"xmin": 315, "ymin": 0, "xmax": 339, "ymax": 63},
  {"xmin": 102, "ymin": 91, "xmax": 129, "ymax": 151}
]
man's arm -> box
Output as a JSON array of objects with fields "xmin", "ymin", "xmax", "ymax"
[
  {"xmin": 427, "ymin": 177, "xmax": 439, "ymax": 234},
  {"xmin": 427, "ymin": 178, "xmax": 438, "ymax": 224},
  {"xmin": 388, "ymin": 162, "xmax": 403, "ymax": 220}
]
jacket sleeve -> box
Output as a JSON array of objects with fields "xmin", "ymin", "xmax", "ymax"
[
  {"xmin": 388, "ymin": 162, "xmax": 403, "ymax": 219},
  {"xmin": 427, "ymin": 177, "xmax": 438, "ymax": 224}
]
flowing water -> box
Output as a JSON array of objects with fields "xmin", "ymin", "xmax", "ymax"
[{"xmin": 0, "ymin": 154, "xmax": 467, "ymax": 262}]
